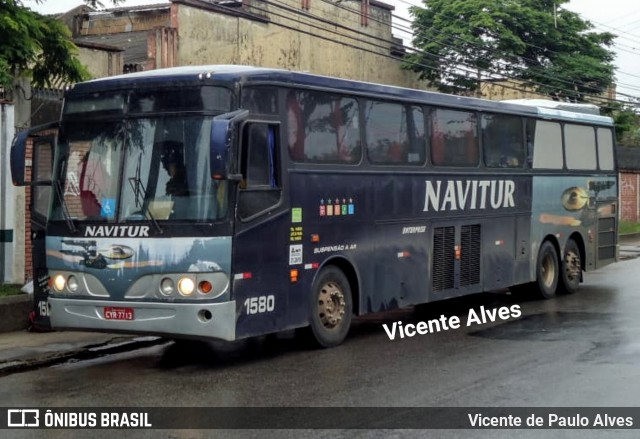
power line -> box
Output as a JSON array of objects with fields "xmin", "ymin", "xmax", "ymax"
[
  {"xmin": 213, "ymin": 0, "xmax": 637, "ymax": 107},
  {"xmin": 308, "ymin": 0, "xmax": 637, "ymax": 103}
]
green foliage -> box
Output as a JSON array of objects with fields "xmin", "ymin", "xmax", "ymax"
[
  {"xmin": 600, "ymin": 101, "xmax": 640, "ymax": 147},
  {"xmin": 619, "ymin": 221, "xmax": 640, "ymax": 235},
  {"xmin": 0, "ymin": 0, "xmax": 123, "ymax": 90},
  {"xmin": 405, "ymin": 0, "xmax": 616, "ymax": 101},
  {"xmin": 615, "ymin": 110, "xmax": 640, "ymax": 147},
  {"xmin": 0, "ymin": 284, "xmax": 23, "ymax": 297}
]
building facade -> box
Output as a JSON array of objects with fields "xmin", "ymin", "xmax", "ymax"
[{"xmin": 70, "ymin": 0, "xmax": 422, "ymax": 89}]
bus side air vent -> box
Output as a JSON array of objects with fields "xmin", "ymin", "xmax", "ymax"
[
  {"xmin": 432, "ymin": 226, "xmax": 455, "ymax": 291},
  {"xmin": 597, "ymin": 217, "xmax": 616, "ymax": 261},
  {"xmin": 460, "ymin": 224, "xmax": 481, "ymax": 287}
]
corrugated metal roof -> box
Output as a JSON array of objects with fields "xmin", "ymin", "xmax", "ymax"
[
  {"xmin": 74, "ymin": 31, "xmax": 149, "ymax": 65},
  {"xmin": 98, "ymin": 2, "xmax": 170, "ymax": 14}
]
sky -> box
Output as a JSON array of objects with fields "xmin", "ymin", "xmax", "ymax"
[{"xmin": 23, "ymin": 0, "xmax": 640, "ymax": 101}]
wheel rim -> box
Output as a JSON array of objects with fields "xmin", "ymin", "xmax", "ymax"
[
  {"xmin": 317, "ymin": 281, "xmax": 346, "ymax": 329},
  {"xmin": 564, "ymin": 249, "xmax": 581, "ymax": 283},
  {"xmin": 541, "ymin": 252, "xmax": 556, "ymax": 288}
]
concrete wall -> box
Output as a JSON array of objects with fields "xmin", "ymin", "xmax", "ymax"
[
  {"xmin": 175, "ymin": 0, "xmax": 424, "ymax": 89},
  {"xmin": 0, "ymin": 103, "xmax": 25, "ymax": 284},
  {"xmin": 480, "ymin": 80, "xmax": 548, "ymax": 100},
  {"xmin": 78, "ymin": 46, "xmax": 124, "ymax": 79}
]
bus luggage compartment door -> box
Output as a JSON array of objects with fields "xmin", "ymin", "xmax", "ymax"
[{"xmin": 373, "ymin": 222, "xmax": 429, "ymax": 310}]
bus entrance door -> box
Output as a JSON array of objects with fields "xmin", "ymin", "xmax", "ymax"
[{"xmin": 27, "ymin": 130, "xmax": 56, "ymax": 330}]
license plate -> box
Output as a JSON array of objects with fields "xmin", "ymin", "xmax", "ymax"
[{"xmin": 104, "ymin": 307, "xmax": 134, "ymax": 321}]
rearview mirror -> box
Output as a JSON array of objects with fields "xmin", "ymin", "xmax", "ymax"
[
  {"xmin": 210, "ymin": 109, "xmax": 248, "ymax": 180},
  {"xmin": 11, "ymin": 122, "xmax": 58, "ymax": 186}
]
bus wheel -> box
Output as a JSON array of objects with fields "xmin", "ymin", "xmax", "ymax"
[
  {"xmin": 535, "ymin": 241, "xmax": 559, "ymax": 299},
  {"xmin": 559, "ymin": 239, "xmax": 581, "ymax": 294},
  {"xmin": 309, "ymin": 266, "xmax": 353, "ymax": 348}
]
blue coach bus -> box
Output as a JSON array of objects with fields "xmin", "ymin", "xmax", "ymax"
[{"xmin": 11, "ymin": 65, "xmax": 618, "ymax": 347}]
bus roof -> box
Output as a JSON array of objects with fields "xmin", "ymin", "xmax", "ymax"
[{"xmin": 69, "ymin": 65, "xmax": 614, "ymax": 126}]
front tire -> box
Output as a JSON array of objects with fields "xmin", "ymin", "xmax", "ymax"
[
  {"xmin": 308, "ymin": 266, "xmax": 353, "ymax": 348},
  {"xmin": 534, "ymin": 240, "xmax": 559, "ymax": 299},
  {"xmin": 559, "ymin": 238, "xmax": 581, "ymax": 294}
]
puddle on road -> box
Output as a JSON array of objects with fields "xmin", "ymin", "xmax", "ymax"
[
  {"xmin": 471, "ymin": 312, "xmax": 616, "ymax": 342},
  {"xmin": 471, "ymin": 312, "xmax": 640, "ymax": 364}
]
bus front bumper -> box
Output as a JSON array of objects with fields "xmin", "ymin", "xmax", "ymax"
[{"xmin": 49, "ymin": 298, "xmax": 236, "ymax": 341}]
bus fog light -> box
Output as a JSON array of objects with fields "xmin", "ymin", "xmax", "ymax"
[
  {"xmin": 67, "ymin": 275, "xmax": 79, "ymax": 292},
  {"xmin": 53, "ymin": 274, "xmax": 66, "ymax": 292},
  {"xmin": 160, "ymin": 278, "xmax": 175, "ymax": 296},
  {"xmin": 178, "ymin": 277, "xmax": 195, "ymax": 296},
  {"xmin": 198, "ymin": 309, "xmax": 213, "ymax": 322},
  {"xmin": 198, "ymin": 280, "xmax": 213, "ymax": 294}
]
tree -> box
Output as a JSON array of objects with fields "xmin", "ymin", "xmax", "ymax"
[
  {"xmin": 602, "ymin": 102, "xmax": 640, "ymax": 147},
  {"xmin": 0, "ymin": 0, "xmax": 123, "ymax": 90},
  {"xmin": 405, "ymin": 0, "xmax": 616, "ymax": 102}
]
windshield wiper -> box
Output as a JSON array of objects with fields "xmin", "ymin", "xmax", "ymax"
[
  {"xmin": 128, "ymin": 175, "xmax": 162, "ymax": 235},
  {"xmin": 55, "ymin": 179, "xmax": 77, "ymax": 233}
]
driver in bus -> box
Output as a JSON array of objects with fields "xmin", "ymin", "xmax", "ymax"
[
  {"xmin": 159, "ymin": 141, "xmax": 190, "ymax": 220},
  {"xmin": 160, "ymin": 141, "xmax": 189, "ymax": 197}
]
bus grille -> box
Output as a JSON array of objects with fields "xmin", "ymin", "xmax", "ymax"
[
  {"xmin": 433, "ymin": 226, "xmax": 455, "ymax": 291},
  {"xmin": 460, "ymin": 224, "xmax": 481, "ymax": 286}
]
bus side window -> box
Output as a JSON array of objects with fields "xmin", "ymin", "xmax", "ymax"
[
  {"xmin": 287, "ymin": 91, "xmax": 305, "ymax": 161},
  {"xmin": 597, "ymin": 128, "xmax": 615, "ymax": 171},
  {"xmin": 286, "ymin": 89, "xmax": 360, "ymax": 164},
  {"xmin": 365, "ymin": 100, "xmax": 408, "ymax": 164},
  {"xmin": 532, "ymin": 121, "xmax": 563, "ymax": 169},
  {"xmin": 431, "ymin": 108, "xmax": 478, "ymax": 167},
  {"xmin": 565, "ymin": 124, "xmax": 597, "ymax": 170},
  {"xmin": 408, "ymin": 106, "xmax": 426, "ymax": 164},
  {"xmin": 482, "ymin": 114, "xmax": 524, "ymax": 168},
  {"xmin": 239, "ymin": 123, "xmax": 281, "ymax": 220}
]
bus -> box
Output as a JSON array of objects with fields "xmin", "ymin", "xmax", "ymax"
[{"xmin": 11, "ymin": 65, "xmax": 618, "ymax": 347}]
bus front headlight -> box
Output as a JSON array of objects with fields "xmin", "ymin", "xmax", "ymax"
[
  {"xmin": 160, "ymin": 278, "xmax": 175, "ymax": 296},
  {"xmin": 67, "ymin": 275, "xmax": 79, "ymax": 292},
  {"xmin": 53, "ymin": 274, "xmax": 66, "ymax": 292},
  {"xmin": 177, "ymin": 277, "xmax": 195, "ymax": 296}
]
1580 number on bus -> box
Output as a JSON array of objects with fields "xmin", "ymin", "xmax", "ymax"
[{"xmin": 244, "ymin": 295, "xmax": 275, "ymax": 315}]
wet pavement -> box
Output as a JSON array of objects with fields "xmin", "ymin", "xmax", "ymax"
[{"xmin": 1, "ymin": 239, "xmax": 640, "ymax": 437}]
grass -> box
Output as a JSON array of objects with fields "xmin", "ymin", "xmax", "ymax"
[
  {"xmin": 619, "ymin": 221, "xmax": 640, "ymax": 235},
  {"xmin": 0, "ymin": 284, "xmax": 24, "ymax": 297}
]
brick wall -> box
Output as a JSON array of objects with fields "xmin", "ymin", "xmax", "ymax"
[{"xmin": 621, "ymin": 171, "xmax": 639, "ymax": 222}]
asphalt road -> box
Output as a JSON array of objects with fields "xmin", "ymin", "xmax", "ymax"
[{"xmin": 3, "ymin": 256, "xmax": 640, "ymax": 438}]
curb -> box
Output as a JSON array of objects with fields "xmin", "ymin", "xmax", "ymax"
[
  {"xmin": 0, "ymin": 294, "xmax": 31, "ymax": 332},
  {"xmin": 619, "ymin": 233, "xmax": 640, "ymax": 244},
  {"xmin": 0, "ymin": 336, "xmax": 167, "ymax": 377}
]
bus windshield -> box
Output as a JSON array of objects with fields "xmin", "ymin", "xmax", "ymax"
[{"xmin": 52, "ymin": 116, "xmax": 228, "ymax": 223}]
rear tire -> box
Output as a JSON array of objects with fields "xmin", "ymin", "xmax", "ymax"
[
  {"xmin": 534, "ymin": 241, "xmax": 559, "ymax": 299},
  {"xmin": 307, "ymin": 266, "xmax": 353, "ymax": 348},
  {"xmin": 559, "ymin": 238, "xmax": 581, "ymax": 294}
]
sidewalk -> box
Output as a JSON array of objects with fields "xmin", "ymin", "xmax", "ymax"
[
  {"xmin": 0, "ymin": 330, "xmax": 165, "ymax": 375},
  {"xmin": 618, "ymin": 233, "xmax": 640, "ymax": 260}
]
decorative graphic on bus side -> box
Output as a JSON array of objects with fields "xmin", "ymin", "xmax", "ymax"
[
  {"xmin": 46, "ymin": 236, "xmax": 231, "ymax": 299},
  {"xmin": 533, "ymin": 178, "xmax": 617, "ymax": 229},
  {"xmin": 561, "ymin": 186, "xmax": 589, "ymax": 211},
  {"xmin": 319, "ymin": 198, "xmax": 356, "ymax": 217}
]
